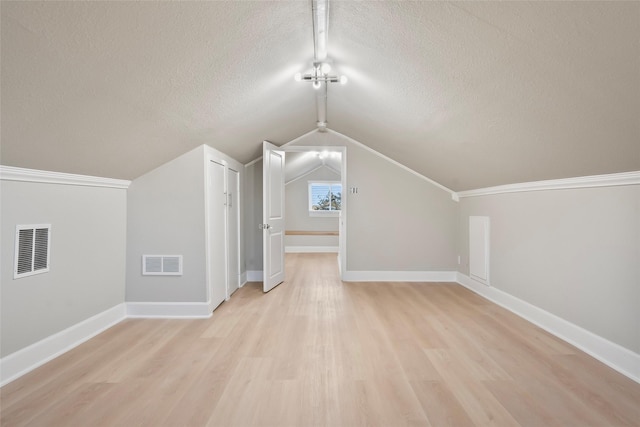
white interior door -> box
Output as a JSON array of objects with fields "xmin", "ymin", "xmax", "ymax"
[
  {"xmin": 262, "ymin": 141, "xmax": 285, "ymax": 292},
  {"xmin": 227, "ymin": 168, "xmax": 240, "ymax": 296},
  {"xmin": 208, "ymin": 160, "xmax": 228, "ymax": 309}
]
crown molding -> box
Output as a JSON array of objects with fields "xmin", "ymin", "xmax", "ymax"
[
  {"xmin": 324, "ymin": 129, "xmax": 457, "ymax": 199},
  {"xmin": 245, "ymin": 129, "xmax": 459, "ymax": 201},
  {"xmin": 456, "ymin": 171, "xmax": 640, "ymax": 199},
  {"xmin": 0, "ymin": 166, "xmax": 131, "ymax": 189}
]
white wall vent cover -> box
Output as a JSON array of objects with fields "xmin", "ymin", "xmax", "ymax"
[
  {"xmin": 142, "ymin": 255, "xmax": 183, "ymax": 276},
  {"xmin": 14, "ymin": 224, "xmax": 51, "ymax": 279}
]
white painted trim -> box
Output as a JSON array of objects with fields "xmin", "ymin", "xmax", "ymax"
[
  {"xmin": 456, "ymin": 171, "xmax": 640, "ymax": 198},
  {"xmin": 342, "ymin": 270, "xmax": 457, "ymax": 282},
  {"xmin": 240, "ymin": 271, "xmax": 248, "ymax": 287},
  {"xmin": 126, "ymin": 302, "xmax": 212, "ymax": 319},
  {"xmin": 245, "ymin": 129, "xmax": 457, "ymax": 201},
  {"xmin": 246, "ymin": 270, "xmax": 264, "ymax": 282},
  {"xmin": 279, "ymin": 129, "xmax": 328, "ymax": 150},
  {"xmin": 285, "ymin": 164, "xmax": 325, "ymax": 186},
  {"xmin": 285, "ymin": 246, "xmax": 339, "ymax": 253},
  {"xmin": 456, "ymin": 273, "xmax": 640, "ymax": 384},
  {"xmin": 244, "ymin": 131, "xmax": 320, "ymax": 167},
  {"xmin": 469, "ymin": 216, "xmax": 490, "ymax": 286},
  {"xmin": 0, "ymin": 165, "xmax": 131, "ymax": 189},
  {"xmin": 324, "ymin": 129, "xmax": 457, "ymax": 197},
  {"xmin": 0, "ymin": 304, "xmax": 126, "ymax": 387}
]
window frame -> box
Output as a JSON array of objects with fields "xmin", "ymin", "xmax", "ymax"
[{"xmin": 308, "ymin": 181, "xmax": 342, "ymax": 217}]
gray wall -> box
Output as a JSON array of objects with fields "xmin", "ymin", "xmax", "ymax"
[
  {"xmin": 245, "ymin": 131, "xmax": 459, "ymax": 272},
  {"xmin": 458, "ymin": 185, "xmax": 640, "ymax": 353},
  {"xmin": 126, "ymin": 146, "xmax": 207, "ymax": 302},
  {"xmin": 285, "ymin": 166, "xmax": 340, "ymax": 248},
  {"xmin": 126, "ymin": 144, "xmax": 245, "ymax": 302},
  {"xmin": 244, "ymin": 160, "xmax": 262, "ymax": 273},
  {"xmin": 1, "ymin": 180, "xmax": 127, "ymax": 357}
]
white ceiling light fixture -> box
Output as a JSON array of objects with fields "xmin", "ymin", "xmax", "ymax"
[
  {"xmin": 294, "ymin": 0, "xmax": 349, "ymax": 131},
  {"xmin": 294, "ymin": 61, "xmax": 348, "ymax": 86}
]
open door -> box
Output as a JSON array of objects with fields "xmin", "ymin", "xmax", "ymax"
[{"xmin": 262, "ymin": 141, "xmax": 285, "ymax": 292}]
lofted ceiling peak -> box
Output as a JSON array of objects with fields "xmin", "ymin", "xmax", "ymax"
[{"xmin": 1, "ymin": 1, "xmax": 638, "ymax": 190}]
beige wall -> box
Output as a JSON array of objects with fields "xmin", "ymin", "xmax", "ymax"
[
  {"xmin": 1, "ymin": 180, "xmax": 127, "ymax": 357},
  {"xmin": 285, "ymin": 166, "xmax": 339, "ymax": 248},
  {"xmin": 126, "ymin": 146, "xmax": 207, "ymax": 302},
  {"xmin": 245, "ymin": 131, "xmax": 459, "ymax": 272},
  {"xmin": 458, "ymin": 185, "xmax": 640, "ymax": 353}
]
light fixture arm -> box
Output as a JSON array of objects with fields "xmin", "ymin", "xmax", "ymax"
[
  {"xmin": 299, "ymin": 75, "xmax": 345, "ymax": 84},
  {"xmin": 295, "ymin": 61, "xmax": 348, "ymax": 86}
]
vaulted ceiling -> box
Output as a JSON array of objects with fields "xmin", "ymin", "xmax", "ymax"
[{"xmin": 1, "ymin": 1, "xmax": 638, "ymax": 191}]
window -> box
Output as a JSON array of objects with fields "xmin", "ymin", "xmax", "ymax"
[
  {"xmin": 309, "ymin": 181, "xmax": 342, "ymax": 215},
  {"xmin": 14, "ymin": 224, "xmax": 51, "ymax": 279}
]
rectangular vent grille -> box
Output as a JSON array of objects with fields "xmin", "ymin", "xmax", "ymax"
[
  {"xmin": 142, "ymin": 255, "xmax": 183, "ymax": 276},
  {"xmin": 15, "ymin": 224, "xmax": 51, "ymax": 279}
]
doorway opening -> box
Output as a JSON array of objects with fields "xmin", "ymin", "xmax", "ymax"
[{"xmin": 261, "ymin": 144, "xmax": 347, "ymax": 291}]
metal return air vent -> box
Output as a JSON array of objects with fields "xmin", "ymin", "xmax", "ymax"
[
  {"xmin": 142, "ymin": 255, "xmax": 183, "ymax": 276},
  {"xmin": 14, "ymin": 224, "xmax": 51, "ymax": 279}
]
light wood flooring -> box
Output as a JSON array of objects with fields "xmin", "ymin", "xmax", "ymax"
[{"xmin": 1, "ymin": 253, "xmax": 639, "ymax": 426}]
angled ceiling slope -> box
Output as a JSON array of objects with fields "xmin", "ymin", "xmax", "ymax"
[
  {"xmin": 2, "ymin": 1, "xmax": 639, "ymax": 191},
  {"xmin": 1, "ymin": 1, "xmax": 317, "ymax": 180}
]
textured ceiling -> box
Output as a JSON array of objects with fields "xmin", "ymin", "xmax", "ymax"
[
  {"xmin": 1, "ymin": 1, "xmax": 639, "ymax": 190},
  {"xmin": 285, "ymin": 150, "xmax": 341, "ymax": 184}
]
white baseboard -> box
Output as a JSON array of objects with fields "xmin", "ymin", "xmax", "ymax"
[
  {"xmin": 456, "ymin": 273, "xmax": 640, "ymax": 384},
  {"xmin": 285, "ymin": 246, "xmax": 339, "ymax": 253},
  {"xmin": 240, "ymin": 271, "xmax": 248, "ymax": 287},
  {"xmin": 126, "ymin": 301, "xmax": 212, "ymax": 319},
  {"xmin": 0, "ymin": 304, "xmax": 126, "ymax": 387},
  {"xmin": 342, "ymin": 270, "xmax": 457, "ymax": 282},
  {"xmin": 246, "ymin": 270, "xmax": 263, "ymax": 282},
  {"xmin": 6, "ymin": 273, "xmax": 637, "ymax": 388}
]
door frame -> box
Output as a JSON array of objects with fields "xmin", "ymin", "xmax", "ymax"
[
  {"xmin": 271, "ymin": 145, "xmax": 347, "ymax": 278},
  {"xmin": 227, "ymin": 167, "xmax": 241, "ymax": 296}
]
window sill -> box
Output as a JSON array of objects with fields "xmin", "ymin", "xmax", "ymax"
[{"xmin": 309, "ymin": 210, "xmax": 341, "ymax": 218}]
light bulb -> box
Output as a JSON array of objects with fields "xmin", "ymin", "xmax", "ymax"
[
  {"xmin": 340, "ymin": 75, "xmax": 348, "ymax": 85},
  {"xmin": 294, "ymin": 72, "xmax": 302, "ymax": 82},
  {"xmin": 320, "ymin": 63, "xmax": 332, "ymax": 74},
  {"xmin": 313, "ymin": 81, "xmax": 321, "ymax": 90}
]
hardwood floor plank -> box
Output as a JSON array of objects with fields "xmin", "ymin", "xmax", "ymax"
[
  {"xmin": 409, "ymin": 380, "xmax": 475, "ymax": 427},
  {"xmin": 2, "ymin": 253, "xmax": 639, "ymax": 427},
  {"xmin": 425, "ymin": 348, "xmax": 521, "ymax": 427}
]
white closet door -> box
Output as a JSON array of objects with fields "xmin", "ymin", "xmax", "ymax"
[
  {"xmin": 208, "ymin": 160, "xmax": 227, "ymax": 310},
  {"xmin": 227, "ymin": 168, "xmax": 240, "ymax": 296}
]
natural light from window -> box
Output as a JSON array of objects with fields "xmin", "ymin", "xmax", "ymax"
[{"xmin": 309, "ymin": 181, "xmax": 341, "ymax": 216}]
